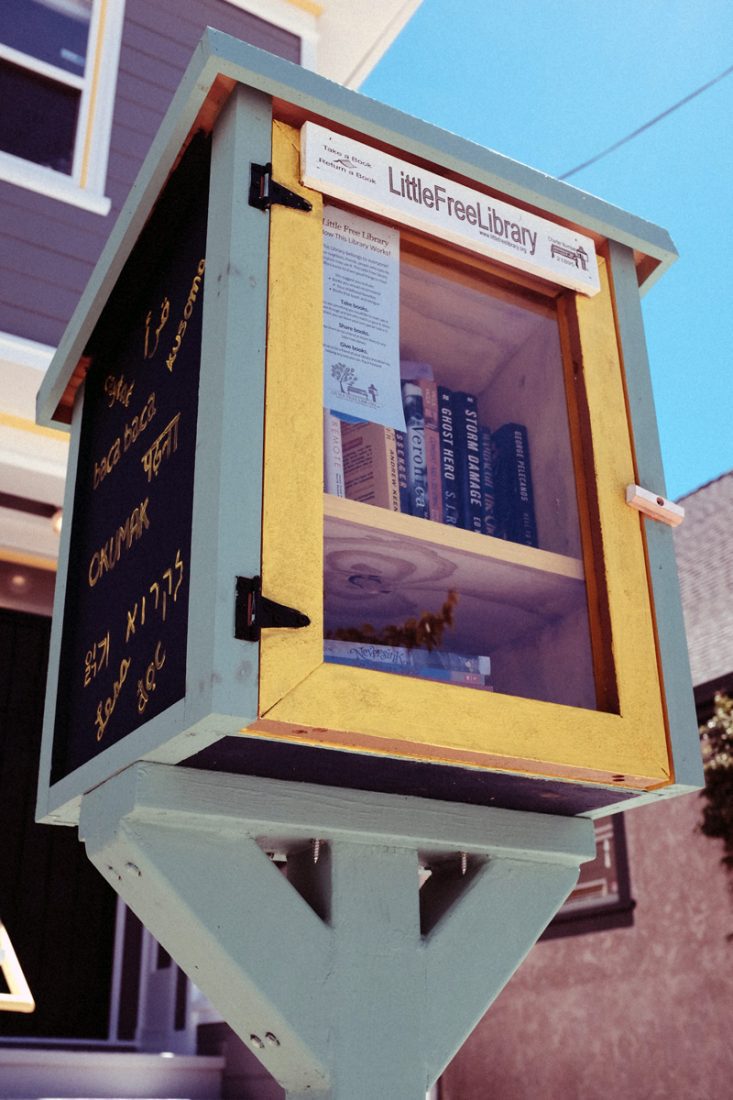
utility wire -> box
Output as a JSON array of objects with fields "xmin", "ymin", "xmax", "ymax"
[{"xmin": 560, "ymin": 61, "xmax": 733, "ymax": 180}]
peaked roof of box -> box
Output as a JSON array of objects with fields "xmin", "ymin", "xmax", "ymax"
[
  {"xmin": 37, "ymin": 29, "xmax": 678, "ymax": 427},
  {"xmin": 675, "ymin": 470, "xmax": 733, "ymax": 691}
]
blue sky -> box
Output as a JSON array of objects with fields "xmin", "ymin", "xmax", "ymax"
[{"xmin": 362, "ymin": 0, "xmax": 732, "ymax": 500}]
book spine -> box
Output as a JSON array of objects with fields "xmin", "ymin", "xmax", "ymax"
[
  {"xmin": 492, "ymin": 422, "xmax": 538, "ymax": 547},
  {"xmin": 451, "ymin": 392, "xmax": 483, "ymax": 533},
  {"xmin": 420, "ymin": 380, "xmax": 444, "ymax": 523},
  {"xmin": 341, "ymin": 422, "xmax": 401, "ymax": 511},
  {"xmin": 323, "ymin": 409, "xmax": 345, "ymax": 497},
  {"xmin": 323, "ymin": 640, "xmax": 491, "ymax": 678},
  {"xmin": 323, "ymin": 654, "xmax": 491, "ymax": 689},
  {"xmin": 413, "ymin": 651, "xmax": 492, "ymax": 677},
  {"xmin": 479, "ymin": 425, "xmax": 498, "ymax": 535},
  {"xmin": 437, "ymin": 386, "xmax": 461, "ymax": 526},
  {"xmin": 402, "ymin": 382, "xmax": 429, "ymax": 518},
  {"xmin": 394, "ymin": 429, "xmax": 411, "ymax": 513},
  {"xmin": 323, "ymin": 640, "xmax": 412, "ymax": 668}
]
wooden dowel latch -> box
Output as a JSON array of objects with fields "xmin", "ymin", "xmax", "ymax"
[{"xmin": 625, "ymin": 484, "xmax": 685, "ymax": 527}]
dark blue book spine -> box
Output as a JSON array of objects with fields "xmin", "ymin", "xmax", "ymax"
[
  {"xmin": 437, "ymin": 386, "xmax": 461, "ymax": 526},
  {"xmin": 492, "ymin": 422, "xmax": 538, "ymax": 547},
  {"xmin": 451, "ymin": 391, "xmax": 483, "ymax": 533},
  {"xmin": 479, "ymin": 425, "xmax": 498, "ymax": 536},
  {"xmin": 394, "ymin": 429, "xmax": 411, "ymax": 513},
  {"xmin": 401, "ymin": 382, "xmax": 429, "ymax": 518}
]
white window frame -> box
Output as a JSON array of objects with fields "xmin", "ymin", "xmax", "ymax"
[{"xmin": 0, "ymin": 0, "xmax": 126, "ymax": 215}]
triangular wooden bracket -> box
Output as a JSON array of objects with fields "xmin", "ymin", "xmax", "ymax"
[
  {"xmin": 80, "ymin": 762, "xmax": 595, "ymax": 1099},
  {"xmin": 0, "ymin": 923, "xmax": 35, "ymax": 1013}
]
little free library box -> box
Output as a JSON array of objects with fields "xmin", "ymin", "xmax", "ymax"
[{"xmin": 36, "ymin": 31, "xmax": 702, "ymax": 826}]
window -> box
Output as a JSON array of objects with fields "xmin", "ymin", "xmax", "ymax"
[{"xmin": 0, "ymin": 0, "xmax": 125, "ymax": 214}]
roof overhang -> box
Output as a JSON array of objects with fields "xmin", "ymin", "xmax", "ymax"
[{"xmin": 37, "ymin": 29, "xmax": 678, "ymax": 428}]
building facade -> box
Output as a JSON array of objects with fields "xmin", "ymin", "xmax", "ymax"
[
  {"xmin": 440, "ymin": 472, "xmax": 732, "ymax": 1100},
  {"xmin": 0, "ymin": 3, "xmax": 422, "ymax": 1092}
]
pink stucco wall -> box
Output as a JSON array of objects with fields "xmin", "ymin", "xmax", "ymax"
[{"xmin": 441, "ymin": 793, "xmax": 733, "ymax": 1100}]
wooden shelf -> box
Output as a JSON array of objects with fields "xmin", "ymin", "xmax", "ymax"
[{"xmin": 323, "ymin": 495, "xmax": 586, "ymax": 652}]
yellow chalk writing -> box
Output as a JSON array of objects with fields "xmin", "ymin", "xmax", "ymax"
[
  {"xmin": 84, "ymin": 631, "xmax": 110, "ymax": 687},
  {"xmin": 137, "ymin": 641, "xmax": 166, "ymax": 714},
  {"xmin": 94, "ymin": 656, "xmax": 131, "ymax": 741},
  {"xmin": 144, "ymin": 298, "xmax": 170, "ymax": 360},
  {"xmin": 124, "ymin": 550, "xmax": 183, "ymax": 642},
  {"xmin": 141, "ymin": 412, "xmax": 180, "ymax": 482},
  {"xmin": 88, "ymin": 498, "xmax": 150, "ymax": 588},
  {"xmin": 123, "ymin": 392, "xmax": 157, "ymax": 451},
  {"xmin": 165, "ymin": 259, "xmax": 205, "ymax": 372},
  {"xmin": 104, "ymin": 374, "xmax": 135, "ymax": 409}
]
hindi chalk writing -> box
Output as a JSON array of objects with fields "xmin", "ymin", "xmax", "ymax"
[{"xmin": 141, "ymin": 412, "xmax": 181, "ymax": 482}]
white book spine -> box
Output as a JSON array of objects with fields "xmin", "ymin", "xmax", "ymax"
[{"xmin": 324, "ymin": 409, "xmax": 345, "ymax": 497}]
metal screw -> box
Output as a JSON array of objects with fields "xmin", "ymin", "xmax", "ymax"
[
  {"xmin": 460, "ymin": 852, "xmax": 468, "ymax": 876},
  {"xmin": 250, "ymin": 1034, "xmax": 265, "ymax": 1049},
  {"xmin": 265, "ymin": 1032, "xmax": 280, "ymax": 1047},
  {"xmin": 312, "ymin": 838, "xmax": 321, "ymax": 864}
]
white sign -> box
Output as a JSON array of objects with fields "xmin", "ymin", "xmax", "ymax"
[
  {"xmin": 322, "ymin": 204, "xmax": 405, "ymax": 431},
  {"xmin": 302, "ymin": 122, "xmax": 600, "ymax": 297}
]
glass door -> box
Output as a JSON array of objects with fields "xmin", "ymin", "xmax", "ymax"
[{"xmin": 323, "ymin": 223, "xmax": 598, "ymax": 710}]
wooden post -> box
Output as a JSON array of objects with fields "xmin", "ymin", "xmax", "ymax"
[{"xmin": 80, "ymin": 762, "xmax": 594, "ymax": 1097}]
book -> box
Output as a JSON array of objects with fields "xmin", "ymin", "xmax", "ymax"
[
  {"xmin": 341, "ymin": 421, "xmax": 400, "ymax": 511},
  {"xmin": 394, "ymin": 428, "xmax": 411, "ymax": 513},
  {"xmin": 479, "ymin": 424, "xmax": 498, "ymax": 536},
  {"xmin": 492, "ymin": 422, "xmax": 538, "ymax": 547},
  {"xmin": 419, "ymin": 379, "xmax": 443, "ymax": 523},
  {"xmin": 437, "ymin": 386, "xmax": 461, "ymax": 526},
  {"xmin": 451, "ymin": 391, "xmax": 483, "ymax": 533},
  {"xmin": 401, "ymin": 381, "xmax": 429, "ymax": 518},
  {"xmin": 323, "ymin": 409, "xmax": 345, "ymax": 497},
  {"xmin": 323, "ymin": 639, "xmax": 492, "ymax": 688}
]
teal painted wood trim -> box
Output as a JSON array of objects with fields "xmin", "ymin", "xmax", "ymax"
[
  {"xmin": 86, "ymin": 762, "xmax": 597, "ymax": 863},
  {"xmin": 79, "ymin": 763, "xmax": 594, "ymax": 1096},
  {"xmin": 607, "ymin": 240, "xmax": 703, "ymax": 795},
  {"xmin": 182, "ymin": 84, "xmax": 270, "ymax": 733},
  {"xmin": 38, "ymin": 30, "xmax": 677, "ymax": 425},
  {"xmin": 425, "ymin": 856, "xmax": 579, "ymax": 1081}
]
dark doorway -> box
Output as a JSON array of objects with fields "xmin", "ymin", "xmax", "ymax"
[{"xmin": 0, "ymin": 609, "xmax": 117, "ymax": 1039}]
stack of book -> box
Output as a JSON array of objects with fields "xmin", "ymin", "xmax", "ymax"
[
  {"xmin": 324, "ymin": 639, "xmax": 493, "ymax": 690},
  {"xmin": 324, "ymin": 371, "xmax": 538, "ymax": 548}
]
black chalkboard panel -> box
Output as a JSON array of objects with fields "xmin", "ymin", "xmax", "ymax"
[{"xmin": 52, "ymin": 137, "xmax": 211, "ymax": 782}]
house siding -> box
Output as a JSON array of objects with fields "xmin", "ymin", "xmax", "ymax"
[{"xmin": 0, "ymin": 0, "xmax": 299, "ymax": 348}]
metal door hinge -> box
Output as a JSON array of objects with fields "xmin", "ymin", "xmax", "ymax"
[
  {"xmin": 249, "ymin": 163, "xmax": 312, "ymax": 212},
  {"xmin": 235, "ymin": 576, "xmax": 311, "ymax": 642}
]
